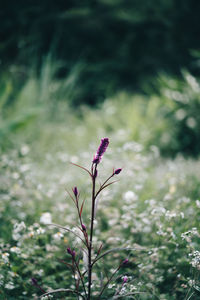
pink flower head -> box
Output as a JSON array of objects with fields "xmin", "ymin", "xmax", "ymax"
[{"xmin": 93, "ymin": 138, "xmax": 109, "ymax": 164}]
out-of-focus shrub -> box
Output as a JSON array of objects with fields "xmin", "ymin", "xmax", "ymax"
[{"xmin": 155, "ymin": 71, "xmax": 200, "ymax": 157}]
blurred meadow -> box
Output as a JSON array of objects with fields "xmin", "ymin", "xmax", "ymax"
[{"xmin": 1, "ymin": 1, "xmax": 200, "ymax": 299}]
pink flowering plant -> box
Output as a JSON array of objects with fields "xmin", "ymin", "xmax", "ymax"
[{"xmin": 32, "ymin": 138, "xmax": 133, "ymax": 299}]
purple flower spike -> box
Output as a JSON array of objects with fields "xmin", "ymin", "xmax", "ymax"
[
  {"xmin": 114, "ymin": 168, "xmax": 122, "ymax": 175},
  {"xmin": 72, "ymin": 187, "xmax": 78, "ymax": 197},
  {"xmin": 93, "ymin": 138, "xmax": 109, "ymax": 164},
  {"xmin": 123, "ymin": 258, "xmax": 129, "ymax": 265}
]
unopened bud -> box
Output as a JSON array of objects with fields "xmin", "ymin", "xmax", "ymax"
[
  {"xmin": 123, "ymin": 258, "xmax": 129, "ymax": 265},
  {"xmin": 123, "ymin": 275, "xmax": 128, "ymax": 283},
  {"xmin": 114, "ymin": 168, "xmax": 122, "ymax": 175},
  {"xmin": 67, "ymin": 247, "xmax": 72, "ymax": 255},
  {"xmin": 82, "ymin": 224, "xmax": 87, "ymax": 231},
  {"xmin": 72, "ymin": 187, "xmax": 78, "ymax": 197},
  {"xmin": 67, "ymin": 247, "xmax": 76, "ymax": 258},
  {"xmin": 31, "ymin": 278, "xmax": 38, "ymax": 286}
]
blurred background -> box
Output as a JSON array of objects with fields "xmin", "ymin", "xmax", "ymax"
[
  {"xmin": 1, "ymin": 3, "xmax": 200, "ymax": 298},
  {"xmin": 1, "ymin": 0, "xmax": 200, "ymax": 156}
]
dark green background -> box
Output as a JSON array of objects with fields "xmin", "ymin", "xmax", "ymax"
[{"xmin": 1, "ymin": 0, "xmax": 200, "ymax": 104}]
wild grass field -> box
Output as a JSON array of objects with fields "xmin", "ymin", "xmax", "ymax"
[{"xmin": 1, "ymin": 68, "xmax": 200, "ymax": 299}]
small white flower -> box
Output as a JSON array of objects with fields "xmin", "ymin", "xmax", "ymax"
[
  {"xmin": 124, "ymin": 191, "xmax": 138, "ymax": 203},
  {"xmin": 20, "ymin": 145, "xmax": 30, "ymax": 156},
  {"xmin": 5, "ymin": 282, "xmax": 15, "ymax": 290},
  {"xmin": 10, "ymin": 246, "xmax": 21, "ymax": 254},
  {"xmin": 28, "ymin": 231, "xmax": 35, "ymax": 237},
  {"xmin": 0, "ymin": 274, "xmax": 4, "ymax": 286},
  {"xmin": 36, "ymin": 227, "xmax": 45, "ymax": 235},
  {"xmin": 36, "ymin": 269, "xmax": 44, "ymax": 276},
  {"xmin": 53, "ymin": 232, "xmax": 63, "ymax": 240},
  {"xmin": 196, "ymin": 200, "xmax": 200, "ymax": 208},
  {"xmin": 40, "ymin": 212, "xmax": 52, "ymax": 224},
  {"xmin": 13, "ymin": 221, "xmax": 26, "ymax": 232},
  {"xmin": 2, "ymin": 252, "xmax": 9, "ymax": 263}
]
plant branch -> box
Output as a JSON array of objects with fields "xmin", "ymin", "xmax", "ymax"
[
  {"xmin": 73, "ymin": 258, "xmax": 87, "ymax": 298},
  {"xmin": 70, "ymin": 162, "xmax": 92, "ymax": 177},
  {"xmin": 46, "ymin": 223, "xmax": 87, "ymax": 247}
]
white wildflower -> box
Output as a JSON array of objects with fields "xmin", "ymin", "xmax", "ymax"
[
  {"xmin": 12, "ymin": 222, "xmax": 26, "ymax": 240},
  {"xmin": 28, "ymin": 231, "xmax": 35, "ymax": 238},
  {"xmin": 5, "ymin": 282, "xmax": 15, "ymax": 289},
  {"xmin": 196, "ymin": 200, "xmax": 200, "ymax": 208},
  {"xmin": 165, "ymin": 210, "xmax": 177, "ymax": 219},
  {"xmin": 36, "ymin": 227, "xmax": 45, "ymax": 235},
  {"xmin": 10, "ymin": 246, "xmax": 21, "ymax": 254},
  {"xmin": 0, "ymin": 274, "xmax": 4, "ymax": 286},
  {"xmin": 40, "ymin": 212, "xmax": 52, "ymax": 224},
  {"xmin": 2, "ymin": 252, "xmax": 9, "ymax": 264},
  {"xmin": 190, "ymin": 251, "xmax": 200, "ymax": 269},
  {"xmin": 53, "ymin": 232, "xmax": 63, "ymax": 240},
  {"xmin": 124, "ymin": 191, "xmax": 138, "ymax": 203},
  {"xmin": 20, "ymin": 145, "xmax": 30, "ymax": 156}
]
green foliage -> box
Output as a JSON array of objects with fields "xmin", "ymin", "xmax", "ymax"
[
  {"xmin": 155, "ymin": 72, "xmax": 200, "ymax": 156},
  {"xmin": 1, "ymin": 67, "xmax": 200, "ymax": 156}
]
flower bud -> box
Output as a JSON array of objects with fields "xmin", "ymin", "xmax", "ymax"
[
  {"xmin": 82, "ymin": 224, "xmax": 87, "ymax": 231},
  {"xmin": 114, "ymin": 168, "xmax": 122, "ymax": 175},
  {"xmin": 122, "ymin": 258, "xmax": 129, "ymax": 265},
  {"xmin": 67, "ymin": 247, "xmax": 72, "ymax": 255},
  {"xmin": 31, "ymin": 278, "xmax": 38, "ymax": 286},
  {"xmin": 123, "ymin": 275, "xmax": 128, "ymax": 283},
  {"xmin": 67, "ymin": 247, "xmax": 76, "ymax": 258},
  {"xmin": 72, "ymin": 187, "xmax": 78, "ymax": 197}
]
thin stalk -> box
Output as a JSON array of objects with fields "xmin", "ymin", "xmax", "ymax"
[
  {"xmin": 95, "ymin": 173, "xmax": 114, "ymax": 199},
  {"xmin": 87, "ymin": 164, "xmax": 97, "ymax": 299},
  {"xmin": 77, "ymin": 203, "xmax": 89, "ymax": 248},
  {"xmin": 72, "ymin": 260, "xmax": 79, "ymax": 298}
]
